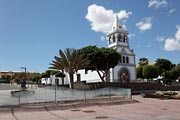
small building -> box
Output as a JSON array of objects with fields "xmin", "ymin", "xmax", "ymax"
[{"xmin": 0, "ymin": 70, "xmax": 21, "ymax": 78}]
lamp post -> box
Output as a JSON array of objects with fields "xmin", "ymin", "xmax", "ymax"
[
  {"xmin": 20, "ymin": 67, "xmax": 26, "ymax": 90},
  {"xmin": 20, "ymin": 67, "xmax": 26, "ymax": 80}
]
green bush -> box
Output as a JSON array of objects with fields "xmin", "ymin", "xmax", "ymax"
[{"xmin": 0, "ymin": 79, "xmax": 10, "ymax": 83}]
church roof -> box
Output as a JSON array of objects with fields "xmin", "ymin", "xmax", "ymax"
[{"xmin": 111, "ymin": 15, "xmax": 125, "ymax": 32}]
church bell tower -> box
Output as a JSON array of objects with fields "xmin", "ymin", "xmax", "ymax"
[{"xmin": 107, "ymin": 15, "xmax": 136, "ymax": 82}]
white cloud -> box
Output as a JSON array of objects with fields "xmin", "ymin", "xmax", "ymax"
[
  {"xmin": 148, "ymin": 0, "xmax": 168, "ymax": 8},
  {"xmin": 128, "ymin": 33, "xmax": 136, "ymax": 39},
  {"xmin": 164, "ymin": 38, "xmax": 180, "ymax": 51},
  {"xmin": 164, "ymin": 25, "xmax": 180, "ymax": 51},
  {"xmin": 136, "ymin": 17, "xmax": 153, "ymax": 31},
  {"xmin": 123, "ymin": 25, "xmax": 127, "ymax": 30},
  {"xmin": 169, "ymin": 9, "xmax": 176, "ymax": 14},
  {"xmin": 156, "ymin": 36, "xmax": 166, "ymax": 42},
  {"xmin": 85, "ymin": 4, "xmax": 132, "ymax": 34},
  {"xmin": 117, "ymin": 10, "xmax": 132, "ymax": 20},
  {"xmin": 175, "ymin": 26, "xmax": 180, "ymax": 40}
]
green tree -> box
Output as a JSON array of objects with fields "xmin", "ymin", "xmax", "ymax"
[
  {"xmin": 79, "ymin": 46, "xmax": 121, "ymax": 82},
  {"xmin": 143, "ymin": 65, "xmax": 158, "ymax": 79},
  {"xmin": 12, "ymin": 72, "xmax": 24, "ymax": 84},
  {"xmin": 138, "ymin": 57, "xmax": 149, "ymax": 66},
  {"xmin": 136, "ymin": 66, "xmax": 144, "ymax": 78},
  {"xmin": 1, "ymin": 75, "xmax": 11, "ymax": 83},
  {"xmin": 50, "ymin": 70, "xmax": 58, "ymax": 75},
  {"xmin": 31, "ymin": 73, "xmax": 41, "ymax": 84},
  {"xmin": 173, "ymin": 64, "xmax": 180, "ymax": 79},
  {"xmin": 175, "ymin": 64, "xmax": 180, "ymax": 73},
  {"xmin": 154, "ymin": 58, "xmax": 174, "ymax": 75},
  {"xmin": 163, "ymin": 69, "xmax": 175, "ymax": 80},
  {"xmin": 55, "ymin": 71, "xmax": 65, "ymax": 78},
  {"xmin": 49, "ymin": 48, "xmax": 89, "ymax": 88},
  {"xmin": 163, "ymin": 64, "xmax": 180, "ymax": 80},
  {"xmin": 0, "ymin": 76, "xmax": 10, "ymax": 83}
]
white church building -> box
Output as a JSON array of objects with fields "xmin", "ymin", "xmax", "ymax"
[
  {"xmin": 107, "ymin": 15, "xmax": 136, "ymax": 82},
  {"xmin": 43, "ymin": 15, "xmax": 136, "ymax": 85}
]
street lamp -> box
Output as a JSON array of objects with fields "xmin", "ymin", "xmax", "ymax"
[
  {"xmin": 20, "ymin": 67, "xmax": 26, "ymax": 90},
  {"xmin": 20, "ymin": 67, "xmax": 26, "ymax": 80}
]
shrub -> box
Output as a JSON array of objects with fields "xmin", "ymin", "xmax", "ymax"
[{"xmin": 143, "ymin": 65, "xmax": 158, "ymax": 79}]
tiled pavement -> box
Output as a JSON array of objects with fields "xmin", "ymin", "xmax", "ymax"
[{"xmin": 0, "ymin": 95, "xmax": 180, "ymax": 120}]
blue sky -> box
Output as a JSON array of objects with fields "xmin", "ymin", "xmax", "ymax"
[{"xmin": 0, "ymin": 0, "xmax": 180, "ymax": 73}]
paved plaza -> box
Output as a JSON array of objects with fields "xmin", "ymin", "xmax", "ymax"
[{"xmin": 0, "ymin": 95, "xmax": 180, "ymax": 120}]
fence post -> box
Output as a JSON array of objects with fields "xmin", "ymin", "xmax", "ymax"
[
  {"xmin": 129, "ymin": 89, "xmax": 132, "ymax": 99},
  {"xmin": 18, "ymin": 92, "xmax": 20, "ymax": 105},
  {"xmin": 84, "ymin": 90, "xmax": 86, "ymax": 102},
  {"xmin": 127, "ymin": 89, "xmax": 132, "ymax": 99},
  {"xmin": 109, "ymin": 87, "xmax": 111, "ymax": 100},
  {"xmin": 55, "ymin": 85, "xmax": 57, "ymax": 104}
]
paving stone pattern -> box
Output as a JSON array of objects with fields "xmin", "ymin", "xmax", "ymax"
[{"xmin": 0, "ymin": 95, "xmax": 180, "ymax": 120}]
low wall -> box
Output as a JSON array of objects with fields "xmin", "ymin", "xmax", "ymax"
[
  {"xmin": 73, "ymin": 81, "xmax": 162, "ymax": 91},
  {"xmin": 161, "ymin": 86, "xmax": 180, "ymax": 91}
]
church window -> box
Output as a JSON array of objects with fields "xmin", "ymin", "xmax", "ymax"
[
  {"xmin": 85, "ymin": 70, "xmax": 88, "ymax": 74},
  {"xmin": 112, "ymin": 35, "xmax": 115, "ymax": 42},
  {"xmin": 126, "ymin": 57, "xmax": 129, "ymax": 63},
  {"xmin": 119, "ymin": 26, "xmax": 121, "ymax": 28},
  {"xmin": 118, "ymin": 35, "xmax": 122, "ymax": 42},
  {"xmin": 123, "ymin": 56, "xmax": 126, "ymax": 63},
  {"xmin": 122, "ymin": 36, "xmax": 125, "ymax": 42},
  {"xmin": 124, "ymin": 35, "xmax": 127, "ymax": 42},
  {"xmin": 119, "ymin": 57, "xmax": 122, "ymax": 63},
  {"xmin": 109, "ymin": 37, "xmax": 111, "ymax": 44}
]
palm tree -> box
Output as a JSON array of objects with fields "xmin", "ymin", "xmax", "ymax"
[{"xmin": 49, "ymin": 48, "xmax": 89, "ymax": 88}]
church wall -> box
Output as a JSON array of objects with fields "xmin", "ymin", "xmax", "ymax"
[
  {"xmin": 108, "ymin": 42, "xmax": 117, "ymax": 48},
  {"xmin": 76, "ymin": 70, "xmax": 101, "ymax": 83},
  {"xmin": 64, "ymin": 70, "xmax": 101, "ymax": 84},
  {"xmin": 111, "ymin": 65, "xmax": 136, "ymax": 82},
  {"xmin": 43, "ymin": 70, "xmax": 103, "ymax": 85},
  {"xmin": 116, "ymin": 47, "xmax": 134, "ymax": 55},
  {"xmin": 43, "ymin": 74, "xmax": 70, "ymax": 85},
  {"xmin": 117, "ymin": 42, "xmax": 128, "ymax": 46},
  {"xmin": 50, "ymin": 75, "xmax": 70, "ymax": 85},
  {"xmin": 129, "ymin": 56, "xmax": 135, "ymax": 64},
  {"xmin": 129, "ymin": 66, "xmax": 136, "ymax": 82}
]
